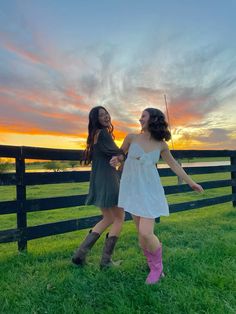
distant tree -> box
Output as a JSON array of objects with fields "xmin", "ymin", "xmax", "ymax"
[
  {"xmin": 68, "ymin": 160, "xmax": 78, "ymax": 168},
  {"xmin": 43, "ymin": 161, "xmax": 67, "ymax": 172},
  {"xmin": 187, "ymin": 157, "xmax": 194, "ymax": 163},
  {"xmin": 0, "ymin": 159, "xmax": 11, "ymax": 173}
]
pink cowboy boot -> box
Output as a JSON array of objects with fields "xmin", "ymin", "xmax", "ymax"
[
  {"xmin": 143, "ymin": 248, "xmax": 151, "ymax": 269},
  {"xmin": 145, "ymin": 244, "xmax": 164, "ymax": 284}
]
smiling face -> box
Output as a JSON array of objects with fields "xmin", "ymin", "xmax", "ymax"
[
  {"xmin": 139, "ymin": 110, "xmax": 150, "ymax": 131},
  {"xmin": 98, "ymin": 108, "xmax": 111, "ymax": 127}
]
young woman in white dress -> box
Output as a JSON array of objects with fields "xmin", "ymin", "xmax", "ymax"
[{"xmin": 110, "ymin": 108, "xmax": 204, "ymax": 284}]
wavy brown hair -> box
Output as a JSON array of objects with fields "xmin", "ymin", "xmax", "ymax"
[
  {"xmin": 144, "ymin": 108, "xmax": 171, "ymax": 141},
  {"xmin": 82, "ymin": 106, "xmax": 114, "ymax": 164}
]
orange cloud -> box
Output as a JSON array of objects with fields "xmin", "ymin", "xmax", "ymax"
[
  {"xmin": 64, "ymin": 88, "xmax": 89, "ymax": 112},
  {"xmin": 113, "ymin": 120, "xmax": 139, "ymax": 130},
  {"xmin": 4, "ymin": 41, "xmax": 44, "ymax": 64},
  {"xmin": 1, "ymin": 86, "xmax": 54, "ymax": 108},
  {"xmin": 0, "ymin": 32, "xmax": 61, "ymax": 70},
  {"xmin": 2, "ymin": 84, "xmax": 82, "ymax": 106},
  {"xmin": 113, "ymin": 129, "xmax": 127, "ymax": 141},
  {"xmin": 0, "ymin": 122, "xmax": 54, "ymax": 136},
  {"xmin": 1, "ymin": 85, "xmax": 90, "ymax": 115},
  {"xmin": 168, "ymin": 99, "xmax": 206, "ymax": 126},
  {"xmin": 112, "ymin": 119, "xmax": 140, "ymax": 141},
  {"xmin": 0, "ymin": 91, "xmax": 89, "ymax": 137}
]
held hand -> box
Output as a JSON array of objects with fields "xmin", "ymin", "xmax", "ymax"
[
  {"xmin": 190, "ymin": 182, "xmax": 204, "ymax": 193},
  {"xmin": 110, "ymin": 156, "xmax": 119, "ymax": 168},
  {"xmin": 117, "ymin": 163, "xmax": 124, "ymax": 172}
]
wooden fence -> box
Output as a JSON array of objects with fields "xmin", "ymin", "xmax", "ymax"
[{"xmin": 0, "ymin": 144, "xmax": 235, "ymax": 252}]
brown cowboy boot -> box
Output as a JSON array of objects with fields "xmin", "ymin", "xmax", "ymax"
[
  {"xmin": 100, "ymin": 233, "xmax": 119, "ymax": 269},
  {"xmin": 72, "ymin": 230, "xmax": 100, "ymax": 265}
]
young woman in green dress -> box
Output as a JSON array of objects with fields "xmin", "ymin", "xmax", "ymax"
[{"xmin": 72, "ymin": 106, "xmax": 125, "ymax": 268}]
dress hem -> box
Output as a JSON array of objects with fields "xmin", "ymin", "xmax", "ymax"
[
  {"xmin": 86, "ymin": 201, "xmax": 119, "ymax": 208},
  {"xmin": 123, "ymin": 208, "xmax": 169, "ymax": 219}
]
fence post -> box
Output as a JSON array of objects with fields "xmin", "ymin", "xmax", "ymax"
[
  {"xmin": 230, "ymin": 156, "xmax": 236, "ymax": 207},
  {"xmin": 16, "ymin": 153, "xmax": 27, "ymax": 251}
]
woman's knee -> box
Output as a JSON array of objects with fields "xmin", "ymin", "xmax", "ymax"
[
  {"xmin": 139, "ymin": 230, "xmax": 153, "ymax": 243},
  {"xmin": 102, "ymin": 212, "xmax": 114, "ymax": 225},
  {"xmin": 113, "ymin": 214, "xmax": 124, "ymax": 225},
  {"xmin": 112, "ymin": 208, "xmax": 125, "ymax": 221}
]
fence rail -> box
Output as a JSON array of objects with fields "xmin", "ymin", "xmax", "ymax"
[{"xmin": 0, "ymin": 144, "xmax": 236, "ymax": 251}]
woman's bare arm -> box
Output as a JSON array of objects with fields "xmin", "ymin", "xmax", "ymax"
[
  {"xmin": 120, "ymin": 133, "xmax": 135, "ymax": 154},
  {"xmin": 110, "ymin": 133, "xmax": 135, "ymax": 165},
  {"xmin": 161, "ymin": 142, "xmax": 204, "ymax": 192}
]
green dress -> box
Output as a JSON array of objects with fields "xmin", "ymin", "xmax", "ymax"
[{"xmin": 86, "ymin": 128, "xmax": 124, "ymax": 208}]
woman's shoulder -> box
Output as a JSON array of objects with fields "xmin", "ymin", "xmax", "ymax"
[
  {"xmin": 98, "ymin": 128, "xmax": 110, "ymax": 138},
  {"xmin": 149, "ymin": 138, "xmax": 169, "ymax": 152},
  {"xmin": 98, "ymin": 128, "xmax": 115, "ymax": 144},
  {"xmin": 125, "ymin": 133, "xmax": 139, "ymax": 142},
  {"xmin": 99, "ymin": 128, "xmax": 107, "ymax": 134},
  {"xmin": 159, "ymin": 140, "xmax": 169, "ymax": 152},
  {"xmin": 94, "ymin": 129, "xmax": 102, "ymax": 144},
  {"xmin": 94, "ymin": 128, "xmax": 109, "ymax": 144}
]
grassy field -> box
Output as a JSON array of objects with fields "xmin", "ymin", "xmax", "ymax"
[
  {"xmin": 0, "ymin": 173, "xmax": 235, "ymax": 314},
  {"xmin": 0, "ymin": 156, "xmax": 230, "ymax": 172}
]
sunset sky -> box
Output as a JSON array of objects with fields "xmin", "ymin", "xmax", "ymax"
[{"xmin": 0, "ymin": 0, "xmax": 236, "ymax": 150}]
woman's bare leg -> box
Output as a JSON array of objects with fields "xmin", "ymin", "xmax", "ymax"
[
  {"xmin": 132, "ymin": 214, "xmax": 140, "ymax": 231},
  {"xmin": 132, "ymin": 214, "xmax": 146, "ymax": 249},
  {"xmin": 92, "ymin": 208, "xmax": 114, "ymax": 234},
  {"xmin": 109, "ymin": 207, "xmax": 125, "ymax": 236},
  {"xmin": 138, "ymin": 217, "xmax": 161, "ymax": 252}
]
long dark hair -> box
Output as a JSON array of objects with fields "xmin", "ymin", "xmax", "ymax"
[
  {"xmin": 144, "ymin": 108, "xmax": 171, "ymax": 141},
  {"xmin": 82, "ymin": 106, "xmax": 114, "ymax": 164}
]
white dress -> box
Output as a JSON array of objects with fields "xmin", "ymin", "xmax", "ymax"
[{"xmin": 118, "ymin": 142, "xmax": 169, "ymax": 218}]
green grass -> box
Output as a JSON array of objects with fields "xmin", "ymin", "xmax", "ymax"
[
  {"xmin": 0, "ymin": 172, "xmax": 231, "ymax": 229},
  {"xmin": 0, "ymin": 174, "xmax": 235, "ymax": 314},
  {"xmin": 173, "ymin": 156, "xmax": 229, "ymax": 163},
  {"xmin": 1, "ymin": 156, "xmax": 229, "ymax": 172}
]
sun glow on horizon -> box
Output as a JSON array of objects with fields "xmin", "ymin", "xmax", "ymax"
[{"xmin": 0, "ymin": 127, "xmax": 225, "ymax": 151}]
